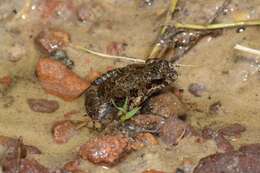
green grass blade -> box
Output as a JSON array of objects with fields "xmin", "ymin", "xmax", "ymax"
[
  {"xmin": 120, "ymin": 107, "xmax": 141, "ymax": 122},
  {"xmin": 175, "ymin": 20, "xmax": 260, "ymax": 30},
  {"xmin": 123, "ymin": 97, "xmax": 129, "ymax": 111}
]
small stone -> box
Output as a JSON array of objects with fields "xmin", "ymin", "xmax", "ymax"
[
  {"xmin": 36, "ymin": 58, "xmax": 90, "ymax": 101},
  {"xmin": 79, "ymin": 135, "xmax": 129, "ymax": 165},
  {"xmin": 147, "ymin": 92, "xmax": 186, "ymax": 117},
  {"xmin": 35, "ymin": 28, "xmax": 70, "ymax": 54},
  {"xmin": 194, "ymin": 143, "xmax": 260, "ymax": 173},
  {"xmin": 218, "ymin": 123, "xmax": 246, "ymax": 137},
  {"xmin": 27, "ymin": 98, "xmax": 59, "ymax": 113},
  {"xmin": 188, "ymin": 83, "xmax": 206, "ymax": 97},
  {"xmin": 159, "ymin": 117, "xmax": 187, "ymax": 145},
  {"xmin": 2, "ymin": 159, "xmax": 49, "ymax": 173},
  {"xmin": 7, "ymin": 44, "xmax": 26, "ymax": 62},
  {"xmin": 63, "ymin": 160, "xmax": 80, "ymax": 172},
  {"xmin": 131, "ymin": 133, "xmax": 158, "ymax": 150},
  {"xmin": 209, "ymin": 101, "xmax": 222, "ymax": 114},
  {"xmin": 52, "ymin": 120, "xmax": 77, "ymax": 144}
]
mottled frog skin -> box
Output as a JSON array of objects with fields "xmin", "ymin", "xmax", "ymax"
[{"xmin": 85, "ymin": 59, "xmax": 178, "ymax": 125}]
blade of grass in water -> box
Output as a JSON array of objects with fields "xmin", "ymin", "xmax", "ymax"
[
  {"xmin": 175, "ymin": 20, "xmax": 260, "ymax": 30},
  {"xmin": 120, "ymin": 107, "xmax": 141, "ymax": 123}
]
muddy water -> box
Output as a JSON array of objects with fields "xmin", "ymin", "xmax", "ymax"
[{"xmin": 0, "ymin": 0, "xmax": 260, "ymax": 172}]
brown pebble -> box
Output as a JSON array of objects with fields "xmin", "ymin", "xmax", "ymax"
[
  {"xmin": 214, "ymin": 133, "xmax": 234, "ymax": 153},
  {"xmin": 209, "ymin": 101, "xmax": 222, "ymax": 114},
  {"xmin": 131, "ymin": 133, "xmax": 158, "ymax": 150},
  {"xmin": 218, "ymin": 123, "xmax": 246, "ymax": 137},
  {"xmin": 35, "ymin": 28, "xmax": 70, "ymax": 54},
  {"xmin": 147, "ymin": 92, "xmax": 186, "ymax": 118},
  {"xmin": 63, "ymin": 159, "xmax": 88, "ymax": 173},
  {"xmin": 136, "ymin": 133, "xmax": 158, "ymax": 145},
  {"xmin": 0, "ymin": 136, "xmax": 42, "ymax": 155},
  {"xmin": 79, "ymin": 135, "xmax": 129, "ymax": 165},
  {"xmin": 63, "ymin": 160, "xmax": 80, "ymax": 172},
  {"xmin": 194, "ymin": 143, "xmax": 260, "ymax": 173},
  {"xmin": 159, "ymin": 117, "xmax": 187, "ymax": 145},
  {"xmin": 27, "ymin": 98, "xmax": 59, "ymax": 113},
  {"xmin": 52, "ymin": 120, "xmax": 77, "ymax": 144},
  {"xmin": 188, "ymin": 83, "xmax": 206, "ymax": 97},
  {"xmin": 3, "ymin": 158, "xmax": 49, "ymax": 173},
  {"xmin": 130, "ymin": 114, "xmax": 165, "ymax": 133},
  {"xmin": 36, "ymin": 58, "xmax": 90, "ymax": 101}
]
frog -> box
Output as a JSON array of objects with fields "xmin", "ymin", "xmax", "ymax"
[{"xmin": 84, "ymin": 59, "xmax": 178, "ymax": 126}]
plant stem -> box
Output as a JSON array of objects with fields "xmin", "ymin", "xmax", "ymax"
[
  {"xmin": 70, "ymin": 44, "xmax": 145, "ymax": 63},
  {"xmin": 175, "ymin": 20, "xmax": 260, "ymax": 30}
]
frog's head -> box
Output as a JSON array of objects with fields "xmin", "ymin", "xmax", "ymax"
[{"xmin": 145, "ymin": 58, "xmax": 178, "ymax": 84}]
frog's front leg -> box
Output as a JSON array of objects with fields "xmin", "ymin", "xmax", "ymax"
[{"xmin": 85, "ymin": 85, "xmax": 116, "ymax": 124}]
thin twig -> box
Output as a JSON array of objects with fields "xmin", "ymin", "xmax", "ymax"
[
  {"xmin": 175, "ymin": 20, "xmax": 260, "ymax": 30},
  {"xmin": 70, "ymin": 44, "xmax": 146, "ymax": 63},
  {"xmin": 70, "ymin": 43, "xmax": 197, "ymax": 67},
  {"xmin": 234, "ymin": 44, "xmax": 260, "ymax": 57}
]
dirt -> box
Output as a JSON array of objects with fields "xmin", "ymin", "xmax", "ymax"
[{"xmin": 1, "ymin": 0, "xmax": 260, "ymax": 172}]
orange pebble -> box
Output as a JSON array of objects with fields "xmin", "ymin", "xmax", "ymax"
[{"xmin": 36, "ymin": 58, "xmax": 90, "ymax": 101}]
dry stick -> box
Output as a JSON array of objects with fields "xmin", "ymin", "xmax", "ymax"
[
  {"xmin": 234, "ymin": 44, "xmax": 260, "ymax": 57},
  {"xmin": 175, "ymin": 20, "xmax": 260, "ymax": 30},
  {"xmin": 70, "ymin": 44, "xmax": 146, "ymax": 63},
  {"xmin": 70, "ymin": 44, "xmax": 198, "ymax": 67},
  {"xmin": 148, "ymin": 0, "xmax": 179, "ymax": 59}
]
